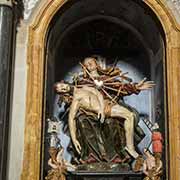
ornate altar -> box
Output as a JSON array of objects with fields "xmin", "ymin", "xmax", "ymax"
[
  {"xmin": 45, "ymin": 57, "xmax": 163, "ymax": 180},
  {"xmin": 20, "ymin": 1, "xmax": 180, "ymax": 180}
]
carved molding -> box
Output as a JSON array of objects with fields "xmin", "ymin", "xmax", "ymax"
[
  {"xmin": 0, "ymin": 0, "xmax": 24, "ymax": 21},
  {"xmin": 22, "ymin": 0, "xmax": 180, "ymax": 20},
  {"xmin": 0, "ymin": 0, "xmax": 12, "ymax": 6}
]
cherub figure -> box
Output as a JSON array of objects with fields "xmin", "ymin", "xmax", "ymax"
[
  {"xmin": 143, "ymin": 148, "xmax": 163, "ymax": 180},
  {"xmin": 46, "ymin": 147, "xmax": 76, "ymax": 180}
]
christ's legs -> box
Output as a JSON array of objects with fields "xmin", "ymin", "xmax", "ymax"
[{"xmin": 111, "ymin": 104, "xmax": 139, "ymax": 158}]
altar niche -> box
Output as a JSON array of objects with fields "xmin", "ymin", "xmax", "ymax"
[{"xmin": 42, "ymin": 1, "xmax": 167, "ymax": 180}]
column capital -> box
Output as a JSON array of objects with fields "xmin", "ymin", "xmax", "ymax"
[{"xmin": 0, "ymin": 0, "xmax": 13, "ymax": 6}]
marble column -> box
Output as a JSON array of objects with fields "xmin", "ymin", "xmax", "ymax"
[{"xmin": 0, "ymin": 0, "xmax": 13, "ymax": 179}]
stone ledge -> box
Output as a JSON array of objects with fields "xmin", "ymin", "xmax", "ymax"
[{"xmin": 0, "ymin": 0, "xmax": 12, "ymax": 6}]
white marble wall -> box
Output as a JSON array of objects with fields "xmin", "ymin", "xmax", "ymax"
[
  {"xmin": 7, "ymin": 24, "xmax": 28, "ymax": 180},
  {"xmin": 7, "ymin": 1, "xmax": 180, "ymax": 180}
]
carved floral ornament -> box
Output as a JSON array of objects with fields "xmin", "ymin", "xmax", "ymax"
[
  {"xmin": 1, "ymin": 0, "xmax": 179, "ymax": 19},
  {"xmin": 23, "ymin": 0, "xmax": 39, "ymax": 19}
]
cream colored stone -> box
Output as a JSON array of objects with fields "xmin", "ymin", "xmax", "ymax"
[{"xmin": 7, "ymin": 24, "xmax": 28, "ymax": 180}]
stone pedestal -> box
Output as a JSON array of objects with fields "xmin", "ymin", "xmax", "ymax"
[{"xmin": 0, "ymin": 1, "xmax": 13, "ymax": 179}]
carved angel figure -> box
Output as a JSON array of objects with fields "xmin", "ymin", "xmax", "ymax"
[
  {"xmin": 46, "ymin": 147, "xmax": 76, "ymax": 180},
  {"xmin": 143, "ymin": 149, "xmax": 163, "ymax": 180}
]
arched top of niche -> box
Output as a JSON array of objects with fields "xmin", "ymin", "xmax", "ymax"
[
  {"xmin": 28, "ymin": 0, "xmax": 180, "ymax": 41},
  {"xmin": 49, "ymin": 15, "xmax": 152, "ymax": 61}
]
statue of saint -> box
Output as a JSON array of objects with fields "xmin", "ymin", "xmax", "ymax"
[
  {"xmin": 54, "ymin": 57, "xmax": 154, "ymax": 163},
  {"xmin": 46, "ymin": 56, "xmax": 164, "ymax": 180}
]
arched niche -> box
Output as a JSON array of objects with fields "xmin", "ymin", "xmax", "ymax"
[{"xmin": 21, "ymin": 0, "xmax": 180, "ymax": 180}]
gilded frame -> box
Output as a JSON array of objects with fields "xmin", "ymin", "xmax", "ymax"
[{"xmin": 21, "ymin": 0, "xmax": 180, "ymax": 179}]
